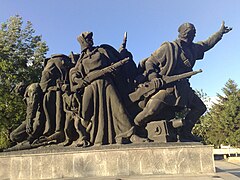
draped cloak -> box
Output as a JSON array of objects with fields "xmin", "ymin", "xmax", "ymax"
[{"xmin": 74, "ymin": 46, "xmax": 134, "ymax": 145}]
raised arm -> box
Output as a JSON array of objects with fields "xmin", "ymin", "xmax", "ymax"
[{"xmin": 198, "ymin": 21, "xmax": 232, "ymax": 52}]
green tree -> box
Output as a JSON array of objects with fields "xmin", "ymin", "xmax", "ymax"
[
  {"xmin": 194, "ymin": 79, "xmax": 240, "ymax": 147},
  {"xmin": 0, "ymin": 15, "xmax": 48, "ymax": 148}
]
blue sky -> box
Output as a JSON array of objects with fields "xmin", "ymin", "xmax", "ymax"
[{"xmin": 1, "ymin": 0, "xmax": 240, "ymax": 98}]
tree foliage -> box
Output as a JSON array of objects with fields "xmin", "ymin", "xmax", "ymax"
[
  {"xmin": 194, "ymin": 79, "xmax": 240, "ymax": 147},
  {"xmin": 0, "ymin": 15, "xmax": 48, "ymax": 148}
]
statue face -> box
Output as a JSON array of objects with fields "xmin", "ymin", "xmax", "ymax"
[
  {"xmin": 77, "ymin": 32, "xmax": 94, "ymax": 51},
  {"xmin": 85, "ymin": 36, "xmax": 94, "ymax": 48},
  {"xmin": 186, "ymin": 29, "xmax": 196, "ymax": 43},
  {"xmin": 178, "ymin": 23, "xmax": 196, "ymax": 44},
  {"xmin": 14, "ymin": 82, "xmax": 26, "ymax": 96}
]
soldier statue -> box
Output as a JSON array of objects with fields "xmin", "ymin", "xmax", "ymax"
[{"xmin": 133, "ymin": 21, "xmax": 232, "ymax": 142}]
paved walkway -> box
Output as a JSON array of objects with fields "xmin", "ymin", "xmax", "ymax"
[
  {"xmin": 214, "ymin": 159, "xmax": 240, "ymax": 179},
  {"xmin": 55, "ymin": 159, "xmax": 240, "ymax": 180}
]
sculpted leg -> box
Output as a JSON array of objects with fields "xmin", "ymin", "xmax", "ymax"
[
  {"xmin": 30, "ymin": 110, "xmax": 45, "ymax": 142},
  {"xmin": 63, "ymin": 113, "xmax": 73, "ymax": 146},
  {"xmin": 46, "ymin": 90, "xmax": 66, "ymax": 144},
  {"xmin": 43, "ymin": 91, "xmax": 56, "ymax": 136},
  {"xmin": 81, "ymin": 86, "xmax": 94, "ymax": 122},
  {"xmin": 73, "ymin": 116, "xmax": 90, "ymax": 147},
  {"xmin": 134, "ymin": 90, "xmax": 169, "ymax": 126},
  {"xmin": 179, "ymin": 94, "xmax": 207, "ymax": 142},
  {"xmin": 55, "ymin": 90, "xmax": 65, "ymax": 133},
  {"xmin": 10, "ymin": 121, "xmax": 28, "ymax": 143}
]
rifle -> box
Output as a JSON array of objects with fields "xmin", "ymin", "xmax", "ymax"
[
  {"xmin": 129, "ymin": 69, "xmax": 203, "ymax": 102},
  {"xmin": 75, "ymin": 57, "xmax": 130, "ymax": 88},
  {"xmin": 121, "ymin": 32, "xmax": 127, "ymax": 49},
  {"xmin": 161, "ymin": 69, "xmax": 202, "ymax": 84}
]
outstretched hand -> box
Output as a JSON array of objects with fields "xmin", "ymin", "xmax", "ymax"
[{"xmin": 220, "ymin": 21, "xmax": 232, "ymax": 34}]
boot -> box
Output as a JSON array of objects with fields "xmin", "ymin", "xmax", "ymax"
[
  {"xmin": 179, "ymin": 130, "xmax": 202, "ymax": 142},
  {"xmin": 46, "ymin": 131, "xmax": 65, "ymax": 144},
  {"xmin": 178, "ymin": 123, "xmax": 202, "ymax": 142},
  {"xmin": 130, "ymin": 134, "xmax": 150, "ymax": 143}
]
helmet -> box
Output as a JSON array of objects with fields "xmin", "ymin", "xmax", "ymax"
[
  {"xmin": 77, "ymin": 32, "xmax": 93, "ymax": 51},
  {"xmin": 13, "ymin": 82, "xmax": 27, "ymax": 96},
  {"xmin": 178, "ymin": 22, "xmax": 196, "ymax": 40}
]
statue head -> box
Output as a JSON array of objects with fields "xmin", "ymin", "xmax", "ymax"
[
  {"xmin": 13, "ymin": 82, "xmax": 27, "ymax": 96},
  {"xmin": 178, "ymin": 23, "xmax": 196, "ymax": 43},
  {"xmin": 48, "ymin": 54, "xmax": 73, "ymax": 71},
  {"xmin": 77, "ymin": 32, "xmax": 93, "ymax": 51},
  {"xmin": 61, "ymin": 84, "xmax": 70, "ymax": 92}
]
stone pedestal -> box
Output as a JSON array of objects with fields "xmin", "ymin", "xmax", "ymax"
[{"xmin": 0, "ymin": 143, "xmax": 215, "ymax": 179}]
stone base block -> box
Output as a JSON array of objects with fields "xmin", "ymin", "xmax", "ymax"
[{"xmin": 0, "ymin": 143, "xmax": 215, "ymax": 179}]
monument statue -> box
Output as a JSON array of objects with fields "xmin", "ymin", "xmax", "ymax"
[
  {"xmin": 7, "ymin": 82, "xmax": 45, "ymax": 150},
  {"xmin": 70, "ymin": 31, "xmax": 147, "ymax": 145},
  {"xmin": 133, "ymin": 21, "xmax": 232, "ymax": 142},
  {"xmin": 39, "ymin": 54, "xmax": 74, "ymax": 143},
  {"xmin": 4, "ymin": 21, "xmax": 232, "ymax": 151},
  {"xmin": 61, "ymin": 84, "xmax": 90, "ymax": 147}
]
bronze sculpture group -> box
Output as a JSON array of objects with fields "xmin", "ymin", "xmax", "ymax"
[{"xmin": 7, "ymin": 22, "xmax": 232, "ymax": 151}]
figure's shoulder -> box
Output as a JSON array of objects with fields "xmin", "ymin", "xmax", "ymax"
[
  {"xmin": 158, "ymin": 41, "xmax": 175, "ymax": 49},
  {"xmin": 193, "ymin": 42, "xmax": 204, "ymax": 48},
  {"xmin": 98, "ymin": 44, "xmax": 121, "ymax": 61},
  {"xmin": 152, "ymin": 41, "xmax": 173, "ymax": 54},
  {"xmin": 51, "ymin": 54, "xmax": 69, "ymax": 59},
  {"xmin": 99, "ymin": 44, "xmax": 116, "ymax": 50},
  {"xmin": 163, "ymin": 41, "xmax": 180, "ymax": 48},
  {"xmin": 26, "ymin": 83, "xmax": 41, "ymax": 93},
  {"xmin": 162, "ymin": 41, "xmax": 172, "ymax": 46},
  {"xmin": 99, "ymin": 44, "xmax": 119, "ymax": 54}
]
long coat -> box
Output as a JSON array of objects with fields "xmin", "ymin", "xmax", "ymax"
[{"xmin": 74, "ymin": 46, "xmax": 134, "ymax": 145}]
